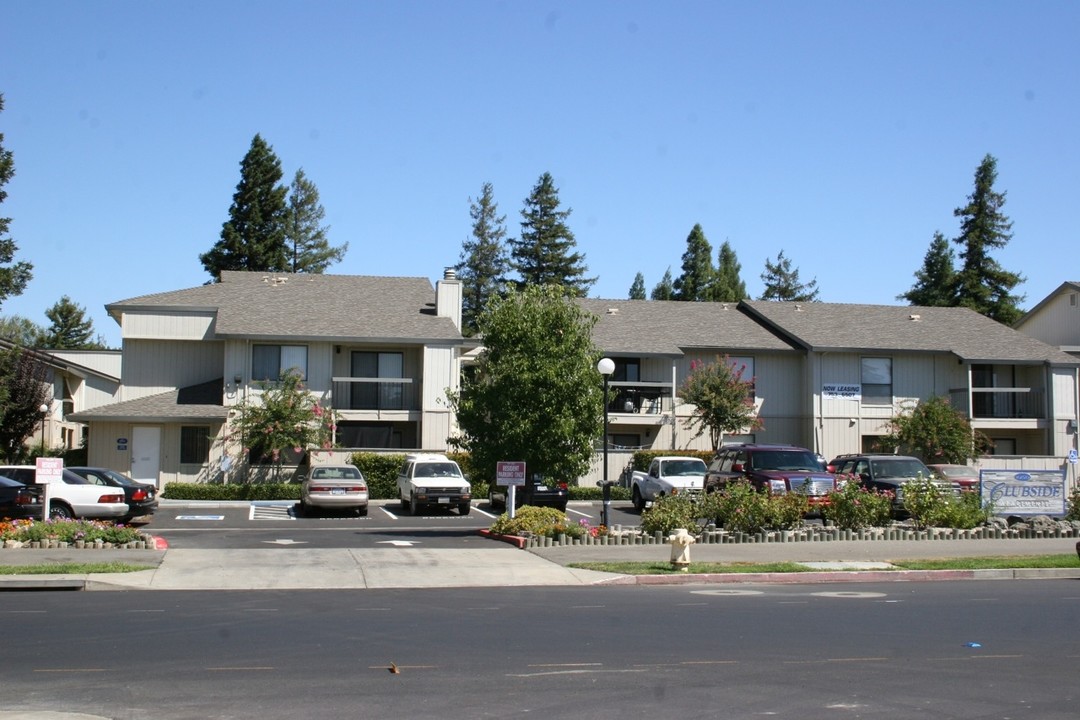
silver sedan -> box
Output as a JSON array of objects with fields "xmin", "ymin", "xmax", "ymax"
[{"xmin": 299, "ymin": 465, "xmax": 369, "ymax": 517}]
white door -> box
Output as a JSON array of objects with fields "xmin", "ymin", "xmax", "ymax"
[{"xmin": 131, "ymin": 426, "xmax": 161, "ymax": 486}]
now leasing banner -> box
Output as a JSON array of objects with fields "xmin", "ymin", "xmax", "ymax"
[
  {"xmin": 981, "ymin": 469, "xmax": 1066, "ymax": 516},
  {"xmin": 823, "ymin": 383, "xmax": 861, "ymax": 400}
]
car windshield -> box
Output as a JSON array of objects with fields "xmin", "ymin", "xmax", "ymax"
[
  {"xmin": 871, "ymin": 459, "xmax": 931, "ymax": 479},
  {"xmin": 415, "ymin": 463, "xmax": 462, "ymax": 478},
  {"xmin": 661, "ymin": 459, "xmax": 707, "ymax": 476},
  {"xmin": 748, "ymin": 450, "xmax": 822, "ymax": 472}
]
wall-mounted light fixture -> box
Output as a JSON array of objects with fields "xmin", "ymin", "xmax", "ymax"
[{"xmin": 233, "ymin": 374, "xmax": 242, "ymax": 385}]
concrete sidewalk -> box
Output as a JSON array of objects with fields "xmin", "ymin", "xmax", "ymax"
[{"xmin": 1, "ymin": 534, "xmax": 1077, "ymax": 591}]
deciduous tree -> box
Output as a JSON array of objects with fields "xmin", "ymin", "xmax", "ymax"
[
  {"xmin": 285, "ymin": 168, "xmax": 346, "ymax": 273},
  {"xmin": 509, "ymin": 172, "xmax": 595, "ymax": 295},
  {"xmin": 200, "ymin": 134, "xmax": 289, "ymax": 281},
  {"xmin": 455, "ymin": 182, "xmax": 510, "ymax": 336},
  {"xmin": 880, "ymin": 396, "xmax": 990, "ymax": 463},
  {"xmin": 0, "ymin": 94, "xmax": 33, "ymax": 309},
  {"xmin": 446, "ymin": 285, "xmax": 605, "ymax": 484},
  {"xmin": 0, "ymin": 315, "xmax": 44, "ymax": 347},
  {"xmin": 677, "ymin": 355, "xmax": 761, "ymax": 451}
]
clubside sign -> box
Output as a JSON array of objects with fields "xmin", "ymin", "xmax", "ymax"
[{"xmin": 980, "ymin": 469, "xmax": 1066, "ymax": 516}]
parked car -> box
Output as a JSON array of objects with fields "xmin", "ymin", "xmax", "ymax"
[
  {"xmin": 0, "ymin": 474, "xmax": 44, "ymax": 520},
  {"xmin": 0, "ymin": 465, "xmax": 128, "ymax": 521},
  {"xmin": 396, "ymin": 453, "xmax": 471, "ymax": 515},
  {"xmin": 298, "ymin": 464, "xmax": 369, "ymax": 517},
  {"xmin": 705, "ymin": 443, "xmax": 837, "ymax": 505},
  {"xmin": 629, "ymin": 456, "xmax": 707, "ymax": 512},
  {"xmin": 489, "ymin": 473, "xmax": 569, "ymax": 512},
  {"xmin": 828, "ymin": 454, "xmax": 954, "ymax": 512},
  {"xmin": 68, "ymin": 466, "xmax": 159, "ymax": 522},
  {"xmin": 926, "ymin": 464, "xmax": 980, "ymax": 491}
]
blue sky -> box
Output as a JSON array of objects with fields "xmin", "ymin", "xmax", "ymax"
[{"xmin": 2, "ymin": 1, "xmax": 1077, "ymax": 347}]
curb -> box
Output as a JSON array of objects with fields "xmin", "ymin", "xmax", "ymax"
[{"xmin": 477, "ymin": 529, "xmax": 527, "ymax": 549}]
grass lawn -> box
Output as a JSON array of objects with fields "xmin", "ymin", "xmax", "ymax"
[
  {"xmin": 570, "ymin": 555, "xmax": 1080, "ymax": 575},
  {"xmin": 0, "ymin": 562, "xmax": 156, "ymax": 575}
]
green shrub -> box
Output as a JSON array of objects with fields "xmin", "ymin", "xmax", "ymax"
[
  {"xmin": 901, "ymin": 475, "xmax": 951, "ymax": 529},
  {"xmin": 350, "ymin": 452, "xmax": 405, "ymax": 499},
  {"xmin": 770, "ymin": 490, "xmax": 811, "ymax": 530},
  {"xmin": 640, "ymin": 494, "xmax": 700, "ymax": 536},
  {"xmin": 1067, "ymin": 487, "xmax": 1080, "ymax": 522},
  {"xmin": 490, "ymin": 506, "xmax": 573, "ymax": 537},
  {"xmin": 162, "ymin": 482, "xmax": 300, "ymax": 501},
  {"xmin": 934, "ymin": 489, "xmax": 993, "ymax": 529},
  {"xmin": 822, "ymin": 477, "xmax": 894, "ymax": 530},
  {"xmin": 713, "ymin": 480, "xmax": 774, "ymax": 534}
]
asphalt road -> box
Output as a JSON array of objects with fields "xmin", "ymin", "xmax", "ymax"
[
  {"xmin": 147, "ymin": 499, "xmax": 644, "ymax": 549},
  {"xmin": 2, "ymin": 580, "xmax": 1078, "ymax": 719}
]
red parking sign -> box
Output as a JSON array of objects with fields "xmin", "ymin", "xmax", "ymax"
[{"xmin": 496, "ymin": 461, "xmax": 526, "ymax": 487}]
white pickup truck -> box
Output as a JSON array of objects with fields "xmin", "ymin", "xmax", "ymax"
[{"xmin": 629, "ymin": 456, "xmax": 708, "ymax": 512}]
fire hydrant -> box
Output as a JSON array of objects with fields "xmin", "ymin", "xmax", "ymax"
[{"xmin": 668, "ymin": 528, "xmax": 696, "ymax": 572}]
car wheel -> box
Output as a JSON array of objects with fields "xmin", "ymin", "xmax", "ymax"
[
  {"xmin": 556, "ymin": 503, "xmax": 568, "ymax": 513},
  {"xmin": 400, "ymin": 492, "xmax": 409, "ymax": 510},
  {"xmin": 49, "ymin": 502, "xmax": 75, "ymax": 521},
  {"xmin": 357, "ymin": 505, "xmax": 368, "ymax": 517},
  {"xmin": 296, "ymin": 500, "xmax": 306, "ymax": 517},
  {"xmin": 632, "ymin": 486, "xmax": 645, "ymax": 513},
  {"xmin": 410, "ymin": 492, "xmax": 420, "ymax": 516},
  {"xmin": 458, "ymin": 502, "xmax": 471, "ymax": 516}
]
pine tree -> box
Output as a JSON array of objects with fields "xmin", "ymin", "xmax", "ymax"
[
  {"xmin": 509, "ymin": 172, "xmax": 595, "ymax": 295},
  {"xmin": 42, "ymin": 295, "xmax": 103, "ymax": 349},
  {"xmin": 673, "ymin": 224, "xmax": 715, "ymax": 301},
  {"xmin": 0, "ymin": 94, "xmax": 33, "ymax": 310},
  {"xmin": 285, "ymin": 169, "xmax": 346, "ymax": 273},
  {"xmin": 711, "ymin": 240, "xmax": 748, "ymax": 302},
  {"xmin": 455, "ymin": 182, "xmax": 510, "ymax": 336},
  {"xmin": 200, "ymin": 134, "xmax": 289, "ymax": 281},
  {"xmin": 0, "ymin": 316, "xmax": 44, "ymax": 347},
  {"xmin": 951, "ymin": 154, "xmax": 1024, "ymax": 324},
  {"xmin": 759, "ymin": 250, "xmax": 819, "ymax": 302},
  {"xmin": 898, "ymin": 232, "xmax": 956, "ymax": 306},
  {"xmin": 650, "ymin": 268, "xmax": 675, "ymax": 300},
  {"xmin": 628, "ymin": 272, "xmax": 646, "ymax": 300}
]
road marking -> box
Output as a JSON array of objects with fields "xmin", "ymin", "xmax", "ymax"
[
  {"xmin": 691, "ymin": 589, "xmax": 764, "ymax": 596},
  {"xmin": 377, "ymin": 540, "xmax": 420, "ymax": 547},
  {"xmin": 207, "ymin": 667, "xmax": 275, "ymax": 671},
  {"xmin": 565, "ymin": 508, "xmax": 591, "ymax": 518},
  {"xmin": 263, "ymin": 539, "xmax": 308, "ymax": 545},
  {"xmin": 381, "ymin": 506, "xmax": 400, "ymax": 519},
  {"xmin": 175, "ymin": 515, "xmax": 224, "ymax": 521},
  {"xmin": 251, "ymin": 503, "xmax": 296, "ymax": 521},
  {"xmin": 812, "ymin": 591, "xmax": 887, "ymax": 599},
  {"xmin": 34, "ymin": 668, "xmax": 108, "ymax": 673}
]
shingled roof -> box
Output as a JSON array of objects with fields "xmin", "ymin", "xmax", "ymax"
[
  {"xmin": 106, "ymin": 271, "xmax": 463, "ymax": 343},
  {"xmin": 577, "ymin": 298, "xmax": 796, "ymax": 356},
  {"xmin": 68, "ymin": 379, "xmax": 228, "ymax": 423},
  {"xmin": 741, "ymin": 300, "xmax": 1079, "ymax": 365}
]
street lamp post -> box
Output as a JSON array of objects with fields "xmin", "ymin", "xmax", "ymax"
[
  {"xmin": 38, "ymin": 403, "xmax": 49, "ymax": 456},
  {"xmin": 597, "ymin": 358, "xmax": 615, "ymax": 528}
]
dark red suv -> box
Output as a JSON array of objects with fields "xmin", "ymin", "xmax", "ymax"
[{"xmin": 705, "ymin": 443, "xmax": 837, "ymax": 504}]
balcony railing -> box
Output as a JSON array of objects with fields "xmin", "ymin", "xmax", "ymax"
[
  {"xmin": 330, "ymin": 377, "xmax": 418, "ymax": 411},
  {"xmin": 948, "ymin": 388, "xmax": 1045, "ymax": 420},
  {"xmin": 606, "ymin": 381, "xmax": 673, "ymax": 415}
]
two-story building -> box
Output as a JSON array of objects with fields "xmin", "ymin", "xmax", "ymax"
[{"xmin": 71, "ymin": 270, "xmax": 466, "ymax": 486}]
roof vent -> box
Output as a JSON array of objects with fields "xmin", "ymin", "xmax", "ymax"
[
  {"xmin": 909, "ymin": 314, "xmax": 921, "ymax": 321},
  {"xmin": 794, "ymin": 304, "xmax": 802, "ymax": 311},
  {"xmin": 444, "ymin": 267, "xmax": 457, "ymax": 280},
  {"xmin": 606, "ymin": 308, "xmax": 619, "ymax": 315}
]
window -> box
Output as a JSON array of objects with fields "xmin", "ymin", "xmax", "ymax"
[
  {"xmin": 351, "ymin": 351, "xmax": 404, "ymax": 410},
  {"xmin": 861, "ymin": 357, "xmax": 892, "ymax": 405},
  {"xmin": 613, "ymin": 359, "xmax": 640, "ymax": 382},
  {"xmin": 727, "ymin": 356, "xmax": 755, "ymax": 399},
  {"xmin": 252, "ymin": 344, "xmax": 308, "ymax": 381},
  {"xmin": 180, "ymin": 426, "xmax": 210, "ymax": 465}
]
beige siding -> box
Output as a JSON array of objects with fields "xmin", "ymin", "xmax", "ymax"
[
  {"xmin": 121, "ymin": 339, "xmax": 224, "ymax": 400},
  {"xmin": 86, "ymin": 420, "xmax": 226, "ymax": 487},
  {"xmin": 1020, "ymin": 292, "xmax": 1080, "ymax": 348},
  {"xmin": 121, "ymin": 311, "xmax": 216, "ymax": 340}
]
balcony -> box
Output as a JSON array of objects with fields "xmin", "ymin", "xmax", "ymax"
[
  {"xmin": 948, "ymin": 387, "xmax": 1045, "ymax": 420},
  {"xmin": 330, "ymin": 377, "xmax": 418, "ymax": 412},
  {"xmin": 606, "ymin": 381, "xmax": 673, "ymax": 416}
]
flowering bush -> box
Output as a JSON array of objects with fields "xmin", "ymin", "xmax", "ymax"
[
  {"xmin": 1068, "ymin": 487, "xmax": 1080, "ymax": 522},
  {"xmin": 640, "ymin": 494, "xmax": 700, "ymax": 536},
  {"xmin": 822, "ymin": 476, "xmax": 894, "ymax": 530},
  {"xmin": 0, "ymin": 518, "xmax": 145, "ymax": 544}
]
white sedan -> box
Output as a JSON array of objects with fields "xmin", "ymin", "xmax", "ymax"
[{"xmin": 299, "ymin": 465, "xmax": 369, "ymax": 517}]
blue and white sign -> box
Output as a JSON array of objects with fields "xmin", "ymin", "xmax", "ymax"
[
  {"xmin": 1068, "ymin": 449, "xmax": 1078, "ymax": 465},
  {"xmin": 981, "ymin": 469, "xmax": 1066, "ymax": 516}
]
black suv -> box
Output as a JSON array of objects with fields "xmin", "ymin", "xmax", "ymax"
[
  {"xmin": 705, "ymin": 443, "xmax": 836, "ymax": 504},
  {"xmin": 828, "ymin": 454, "xmax": 951, "ymax": 511}
]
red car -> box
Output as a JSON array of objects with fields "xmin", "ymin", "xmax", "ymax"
[{"xmin": 926, "ymin": 464, "xmax": 980, "ymax": 492}]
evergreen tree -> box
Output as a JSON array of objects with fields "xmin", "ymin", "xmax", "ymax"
[
  {"xmin": 650, "ymin": 268, "xmax": 675, "ymax": 300},
  {"xmin": 285, "ymin": 168, "xmax": 346, "ymax": 273},
  {"xmin": 200, "ymin": 134, "xmax": 289, "ymax": 281},
  {"xmin": 628, "ymin": 272, "xmax": 646, "ymax": 300},
  {"xmin": 759, "ymin": 250, "xmax": 819, "ymax": 302},
  {"xmin": 42, "ymin": 295, "xmax": 103, "ymax": 349},
  {"xmin": 673, "ymin": 224, "xmax": 715, "ymax": 301},
  {"xmin": 951, "ymin": 154, "xmax": 1025, "ymax": 324},
  {"xmin": 455, "ymin": 182, "xmax": 510, "ymax": 336},
  {"xmin": 509, "ymin": 172, "xmax": 595, "ymax": 295},
  {"xmin": 0, "ymin": 316, "xmax": 44, "ymax": 347},
  {"xmin": 711, "ymin": 240, "xmax": 748, "ymax": 302},
  {"xmin": 898, "ymin": 232, "xmax": 957, "ymax": 306},
  {"xmin": 0, "ymin": 94, "xmax": 33, "ymax": 310}
]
